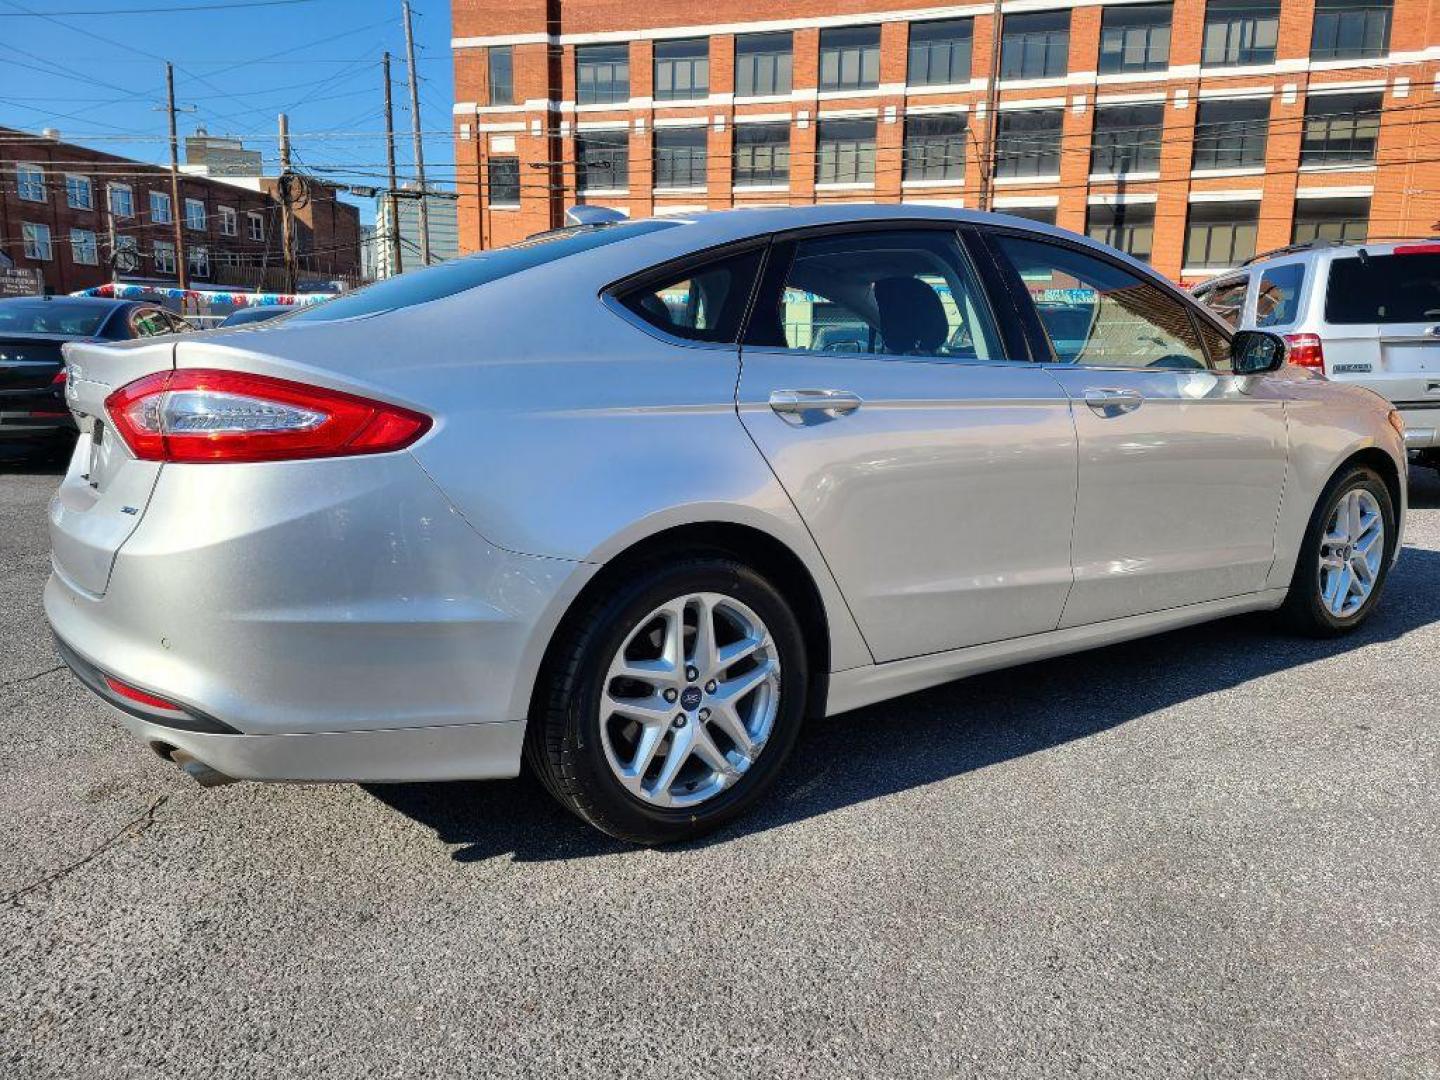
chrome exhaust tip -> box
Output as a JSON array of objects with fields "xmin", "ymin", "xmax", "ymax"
[{"xmin": 168, "ymin": 749, "xmax": 239, "ymax": 788}]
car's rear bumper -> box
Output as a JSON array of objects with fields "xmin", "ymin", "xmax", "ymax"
[{"xmin": 1395, "ymin": 403, "xmax": 1440, "ymax": 449}]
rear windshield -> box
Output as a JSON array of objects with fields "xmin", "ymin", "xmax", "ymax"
[
  {"xmin": 0, "ymin": 299, "xmax": 109, "ymax": 336},
  {"xmin": 291, "ymin": 220, "xmax": 680, "ymax": 323},
  {"xmin": 1326, "ymin": 252, "xmax": 1440, "ymax": 325}
]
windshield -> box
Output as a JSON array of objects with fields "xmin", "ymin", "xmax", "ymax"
[
  {"xmin": 291, "ymin": 220, "xmax": 681, "ymax": 324},
  {"xmin": 1326, "ymin": 253, "xmax": 1440, "ymax": 324},
  {"xmin": 0, "ymin": 300, "xmax": 109, "ymax": 336}
]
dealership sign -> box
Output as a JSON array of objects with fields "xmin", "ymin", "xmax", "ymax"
[{"xmin": 0, "ymin": 267, "xmax": 44, "ymax": 298}]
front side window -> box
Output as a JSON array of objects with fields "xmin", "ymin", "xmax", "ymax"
[
  {"xmin": 66, "ymin": 174, "xmax": 93, "ymax": 210},
  {"xmin": 995, "ymin": 108, "xmax": 1063, "ymax": 178},
  {"xmin": 488, "ymin": 45, "xmax": 514, "ymax": 105},
  {"xmin": 1301, "ymin": 92, "xmax": 1382, "ymax": 166},
  {"xmin": 819, "ymin": 26, "xmax": 880, "ymax": 92},
  {"xmin": 733, "ymin": 122, "xmax": 789, "ymax": 187},
  {"xmin": 219, "ymin": 206, "xmax": 238, "ymax": 236},
  {"xmin": 908, "ymin": 18, "xmax": 973, "ymax": 86},
  {"xmin": 16, "ymin": 163, "xmax": 46, "ymax": 202},
  {"xmin": 1001, "ymin": 10, "xmax": 1070, "ymax": 80},
  {"xmin": 1203, "ymin": 0, "xmax": 1279, "ymax": 66},
  {"xmin": 734, "ymin": 32, "xmax": 792, "ymax": 97},
  {"xmin": 153, "ymin": 240, "xmax": 177, "ymax": 275},
  {"xmin": 488, "ymin": 157, "xmax": 520, "ymax": 206},
  {"xmin": 903, "ymin": 113, "xmax": 966, "ymax": 181},
  {"xmin": 1292, "ymin": 196, "xmax": 1370, "ymax": 245},
  {"xmin": 1192, "ymin": 98, "xmax": 1270, "ymax": 170},
  {"xmin": 995, "ymin": 233, "xmax": 1211, "ymax": 370},
  {"xmin": 150, "ymin": 190, "xmax": 172, "ymax": 224},
  {"xmin": 575, "ymin": 130, "xmax": 629, "ymax": 191},
  {"xmin": 70, "ymin": 228, "xmax": 98, "ymax": 265},
  {"xmin": 1311, "ymin": 0, "xmax": 1391, "ymax": 61},
  {"xmin": 1185, "ymin": 202, "xmax": 1260, "ymax": 267},
  {"xmin": 1255, "ymin": 263, "xmax": 1305, "ymax": 327},
  {"xmin": 748, "ymin": 229, "xmax": 1000, "ymax": 362},
  {"xmin": 185, "ymin": 197, "xmax": 207, "ymax": 231},
  {"xmin": 1085, "ymin": 203, "xmax": 1156, "ymax": 262},
  {"xmin": 815, "ymin": 118, "xmax": 876, "ymax": 185},
  {"xmin": 108, "ymin": 183, "xmax": 134, "ymax": 218},
  {"xmin": 1090, "ymin": 103, "xmax": 1164, "ymax": 175},
  {"xmin": 654, "ymin": 38, "xmax": 708, "ymax": 101},
  {"xmin": 22, "ymin": 222, "xmax": 52, "ymax": 261},
  {"xmin": 1197, "ymin": 277, "xmax": 1250, "ymax": 328},
  {"xmin": 1099, "ymin": 3, "xmax": 1171, "ymax": 74},
  {"xmin": 616, "ymin": 246, "xmax": 763, "ymax": 343},
  {"xmin": 654, "ymin": 127, "xmax": 707, "ymax": 189},
  {"xmin": 576, "ymin": 43, "xmax": 629, "ymax": 105}
]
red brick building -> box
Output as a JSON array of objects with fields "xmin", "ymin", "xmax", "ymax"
[
  {"xmin": 0, "ymin": 126, "xmax": 362, "ymax": 295},
  {"xmin": 451, "ymin": 0, "xmax": 1440, "ymax": 283}
]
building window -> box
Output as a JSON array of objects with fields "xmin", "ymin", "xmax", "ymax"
[
  {"xmin": 247, "ymin": 211, "xmax": 265, "ymax": 241},
  {"xmin": 1185, "ymin": 202, "xmax": 1260, "ymax": 267},
  {"xmin": 108, "ymin": 183, "xmax": 134, "ymax": 218},
  {"xmin": 1202, "ymin": 0, "xmax": 1279, "ymax": 67},
  {"xmin": 1090, "ymin": 103, "xmax": 1164, "ymax": 175},
  {"xmin": 819, "ymin": 26, "xmax": 880, "ymax": 92},
  {"xmin": 654, "ymin": 38, "xmax": 708, "ymax": 101},
  {"xmin": 995, "ymin": 108, "xmax": 1064, "ymax": 178},
  {"xmin": 575, "ymin": 44, "xmax": 629, "ymax": 105},
  {"xmin": 734, "ymin": 32, "xmax": 792, "ymax": 97},
  {"xmin": 1000, "ymin": 11, "xmax": 1070, "ymax": 80},
  {"xmin": 733, "ymin": 122, "xmax": 789, "ymax": 186},
  {"xmin": 1086, "ymin": 203, "xmax": 1155, "ymax": 261},
  {"xmin": 487, "ymin": 44, "xmax": 513, "ymax": 105},
  {"xmin": 1301, "ymin": 92, "xmax": 1382, "ymax": 166},
  {"xmin": 903, "ymin": 113, "xmax": 966, "ymax": 181},
  {"xmin": 575, "ymin": 130, "xmax": 629, "ymax": 191},
  {"xmin": 488, "ymin": 157, "xmax": 520, "ymax": 206},
  {"xmin": 71, "ymin": 228, "xmax": 99, "ymax": 265},
  {"xmin": 149, "ymin": 190, "xmax": 171, "ymax": 224},
  {"xmin": 654, "ymin": 127, "xmax": 708, "ymax": 189},
  {"xmin": 189, "ymin": 244, "xmax": 210, "ymax": 278},
  {"xmin": 815, "ymin": 118, "xmax": 876, "ymax": 184},
  {"xmin": 1292, "ymin": 196, "xmax": 1371, "ymax": 244},
  {"xmin": 65, "ymin": 174, "xmax": 92, "ymax": 210},
  {"xmin": 1311, "ymin": 0, "xmax": 1391, "ymax": 61},
  {"xmin": 114, "ymin": 235, "xmax": 138, "ymax": 272},
  {"xmin": 1192, "ymin": 98, "xmax": 1270, "ymax": 170},
  {"xmin": 1001, "ymin": 205, "xmax": 1058, "ymax": 225},
  {"xmin": 1098, "ymin": 3, "xmax": 1171, "ymax": 74},
  {"xmin": 218, "ymin": 206, "xmax": 237, "ymax": 236},
  {"xmin": 16, "ymin": 163, "xmax": 46, "ymax": 202},
  {"xmin": 153, "ymin": 239, "xmax": 177, "ymax": 275},
  {"xmin": 22, "ymin": 222, "xmax": 52, "ymax": 261},
  {"xmin": 184, "ymin": 197, "xmax": 206, "ymax": 231},
  {"xmin": 908, "ymin": 18, "xmax": 973, "ymax": 86}
]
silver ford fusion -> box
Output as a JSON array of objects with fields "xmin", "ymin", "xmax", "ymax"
[{"xmin": 48, "ymin": 206, "xmax": 1407, "ymax": 844}]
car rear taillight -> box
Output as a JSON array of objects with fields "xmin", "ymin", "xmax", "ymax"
[
  {"xmin": 51, "ymin": 368, "xmax": 67, "ymax": 386},
  {"xmin": 103, "ymin": 675, "xmax": 184, "ymax": 712},
  {"xmin": 1283, "ymin": 333, "xmax": 1325, "ymax": 371},
  {"xmin": 104, "ymin": 369, "xmax": 431, "ymax": 463}
]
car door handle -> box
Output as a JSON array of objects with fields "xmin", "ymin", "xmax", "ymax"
[
  {"xmin": 769, "ymin": 389, "xmax": 863, "ymax": 419},
  {"xmin": 1083, "ymin": 388, "xmax": 1144, "ymax": 416}
]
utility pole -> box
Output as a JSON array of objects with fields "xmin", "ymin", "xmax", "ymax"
[
  {"xmin": 382, "ymin": 51, "xmax": 402, "ymax": 278},
  {"xmin": 978, "ymin": 0, "xmax": 1004, "ymax": 213},
  {"xmin": 107, "ymin": 208, "xmax": 119, "ymax": 285},
  {"xmin": 166, "ymin": 62, "xmax": 189, "ymax": 290},
  {"xmin": 278, "ymin": 112, "xmax": 298, "ymax": 293},
  {"xmin": 402, "ymin": 0, "xmax": 431, "ymax": 266}
]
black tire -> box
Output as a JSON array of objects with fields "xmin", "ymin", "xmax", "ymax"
[
  {"xmin": 1279, "ymin": 464, "xmax": 1396, "ymax": 637},
  {"xmin": 525, "ymin": 554, "xmax": 808, "ymax": 845}
]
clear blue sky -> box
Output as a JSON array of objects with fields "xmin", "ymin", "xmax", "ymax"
[{"xmin": 0, "ymin": 0, "xmax": 454, "ymax": 225}]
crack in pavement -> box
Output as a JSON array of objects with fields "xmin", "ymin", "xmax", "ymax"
[
  {"xmin": 0, "ymin": 664, "xmax": 65, "ymax": 691},
  {"xmin": 3, "ymin": 795, "xmax": 170, "ymax": 908}
]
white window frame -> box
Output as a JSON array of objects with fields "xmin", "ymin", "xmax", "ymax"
[
  {"xmin": 16, "ymin": 163, "xmax": 46, "ymax": 203},
  {"xmin": 108, "ymin": 183, "xmax": 135, "ymax": 218},
  {"xmin": 22, "ymin": 221, "xmax": 52, "ymax": 260},
  {"xmin": 184, "ymin": 197, "xmax": 207, "ymax": 231},
  {"xmin": 246, "ymin": 211, "xmax": 265, "ymax": 241},
  {"xmin": 153, "ymin": 239, "xmax": 177, "ymax": 275},
  {"xmin": 149, "ymin": 190, "xmax": 172, "ymax": 225},
  {"xmin": 188, "ymin": 244, "xmax": 210, "ymax": 278},
  {"xmin": 65, "ymin": 173, "xmax": 93, "ymax": 210},
  {"xmin": 218, "ymin": 205, "xmax": 238, "ymax": 237},
  {"xmin": 70, "ymin": 228, "xmax": 98, "ymax": 266}
]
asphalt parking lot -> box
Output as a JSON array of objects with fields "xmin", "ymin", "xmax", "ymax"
[{"xmin": 2, "ymin": 459, "xmax": 1438, "ymax": 1080}]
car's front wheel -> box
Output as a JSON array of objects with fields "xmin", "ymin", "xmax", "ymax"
[{"xmin": 526, "ymin": 555, "xmax": 808, "ymax": 845}]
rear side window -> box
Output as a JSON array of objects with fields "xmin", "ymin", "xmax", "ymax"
[
  {"xmin": 1255, "ymin": 263, "xmax": 1304, "ymax": 328},
  {"xmin": 1326, "ymin": 252, "xmax": 1440, "ymax": 324},
  {"xmin": 291, "ymin": 220, "xmax": 680, "ymax": 323},
  {"xmin": 615, "ymin": 246, "xmax": 764, "ymax": 344}
]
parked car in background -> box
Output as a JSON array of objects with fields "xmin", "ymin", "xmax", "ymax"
[
  {"xmin": 1, "ymin": 296, "xmax": 192, "ymax": 458},
  {"xmin": 1193, "ymin": 240, "xmax": 1440, "ymax": 474},
  {"xmin": 219, "ymin": 305, "xmax": 295, "ymax": 328},
  {"xmin": 49, "ymin": 206, "xmax": 1406, "ymax": 845}
]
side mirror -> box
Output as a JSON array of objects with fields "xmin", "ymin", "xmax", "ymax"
[{"xmin": 1230, "ymin": 329, "xmax": 1287, "ymax": 375}]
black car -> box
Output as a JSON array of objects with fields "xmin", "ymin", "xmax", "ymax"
[
  {"xmin": 219, "ymin": 304, "xmax": 295, "ymax": 328},
  {"xmin": 0, "ymin": 296, "xmax": 192, "ymax": 457}
]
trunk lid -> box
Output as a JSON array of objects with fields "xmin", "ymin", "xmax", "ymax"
[
  {"xmin": 0, "ymin": 333, "xmax": 67, "ymax": 391},
  {"xmin": 49, "ymin": 339, "xmax": 176, "ymax": 596},
  {"xmin": 1322, "ymin": 251, "xmax": 1440, "ymax": 406}
]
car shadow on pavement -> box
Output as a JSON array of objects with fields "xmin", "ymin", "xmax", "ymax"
[{"xmin": 366, "ymin": 470, "xmax": 1440, "ymax": 864}]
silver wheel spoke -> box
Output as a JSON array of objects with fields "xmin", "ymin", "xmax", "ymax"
[
  {"xmin": 708, "ymin": 701, "xmax": 757, "ymax": 760},
  {"xmin": 689, "ymin": 724, "xmax": 737, "ymax": 780},
  {"xmin": 603, "ymin": 691, "xmax": 674, "ymax": 729},
  {"xmin": 716, "ymin": 633, "xmax": 767, "ymax": 671},
  {"xmin": 627, "ymin": 723, "xmax": 669, "ymax": 784},
  {"xmin": 689, "ymin": 594, "xmax": 719, "ymax": 676},
  {"xmin": 650, "ymin": 723, "xmax": 694, "ymax": 799},
  {"xmin": 715, "ymin": 659, "xmax": 776, "ymax": 705}
]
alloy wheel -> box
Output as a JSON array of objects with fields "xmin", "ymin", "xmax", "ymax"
[{"xmin": 1318, "ymin": 487, "xmax": 1385, "ymax": 618}]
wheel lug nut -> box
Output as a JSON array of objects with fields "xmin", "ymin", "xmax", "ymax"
[
  {"xmin": 704, "ymin": 680, "xmax": 717, "ymax": 694},
  {"xmin": 663, "ymin": 688, "xmax": 678, "ymax": 703},
  {"xmin": 685, "ymin": 666, "xmax": 699, "ymax": 681},
  {"xmin": 698, "ymin": 708, "xmax": 711, "ymax": 722},
  {"xmin": 673, "ymin": 714, "xmax": 687, "ymax": 728}
]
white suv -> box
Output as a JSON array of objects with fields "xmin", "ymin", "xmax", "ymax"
[{"xmin": 1194, "ymin": 240, "xmax": 1440, "ymax": 470}]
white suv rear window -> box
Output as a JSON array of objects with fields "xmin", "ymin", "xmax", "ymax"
[{"xmin": 1325, "ymin": 252, "xmax": 1440, "ymax": 324}]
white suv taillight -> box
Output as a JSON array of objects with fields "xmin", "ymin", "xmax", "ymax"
[
  {"xmin": 1283, "ymin": 333, "xmax": 1325, "ymax": 371},
  {"xmin": 105, "ymin": 369, "xmax": 431, "ymax": 463}
]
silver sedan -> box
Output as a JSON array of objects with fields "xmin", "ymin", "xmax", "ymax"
[{"xmin": 47, "ymin": 206, "xmax": 1407, "ymax": 844}]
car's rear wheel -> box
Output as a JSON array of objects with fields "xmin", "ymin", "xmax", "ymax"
[
  {"xmin": 525, "ymin": 555, "xmax": 808, "ymax": 845},
  {"xmin": 1279, "ymin": 464, "xmax": 1396, "ymax": 637}
]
